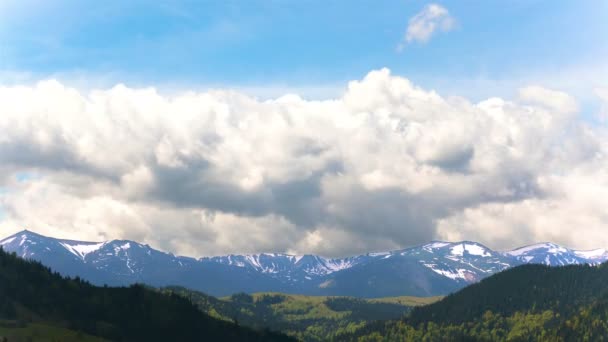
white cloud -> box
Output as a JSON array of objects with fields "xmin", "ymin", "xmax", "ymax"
[
  {"xmin": 596, "ymin": 87, "xmax": 608, "ymax": 121},
  {"xmin": 437, "ymin": 165, "xmax": 608, "ymax": 251},
  {"xmin": 596, "ymin": 88, "xmax": 608, "ymax": 101},
  {"xmin": 0, "ymin": 68, "xmax": 607, "ymax": 257},
  {"xmin": 400, "ymin": 3, "xmax": 455, "ymax": 49}
]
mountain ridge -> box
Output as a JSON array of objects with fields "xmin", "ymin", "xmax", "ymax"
[{"xmin": 2, "ymin": 229, "xmax": 607, "ymax": 297}]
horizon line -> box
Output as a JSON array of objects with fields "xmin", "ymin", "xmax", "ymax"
[{"xmin": 1, "ymin": 228, "xmax": 604, "ymax": 261}]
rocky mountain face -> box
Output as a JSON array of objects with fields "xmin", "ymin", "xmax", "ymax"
[{"xmin": 2, "ymin": 230, "xmax": 606, "ymax": 297}]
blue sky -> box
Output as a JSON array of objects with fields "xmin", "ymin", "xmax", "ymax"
[
  {"xmin": 1, "ymin": 1, "xmax": 608, "ymax": 255},
  {"xmin": 1, "ymin": 0, "xmax": 606, "ymax": 100}
]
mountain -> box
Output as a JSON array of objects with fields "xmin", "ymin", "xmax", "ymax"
[
  {"xmin": 2, "ymin": 230, "xmax": 607, "ymax": 297},
  {"xmin": 0, "ymin": 230, "xmax": 287, "ymax": 295},
  {"xmin": 203, "ymin": 253, "xmax": 367, "ymax": 284},
  {"xmin": 345, "ymin": 262, "xmax": 608, "ymax": 341},
  {"xmin": 505, "ymin": 242, "xmax": 608, "ymax": 266},
  {"xmin": 0, "ymin": 246, "xmax": 293, "ymax": 342}
]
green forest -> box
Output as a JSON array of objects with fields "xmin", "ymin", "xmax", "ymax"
[
  {"xmin": 0, "ymin": 248, "xmax": 292, "ymax": 342},
  {"xmin": 342, "ymin": 263, "xmax": 608, "ymax": 341}
]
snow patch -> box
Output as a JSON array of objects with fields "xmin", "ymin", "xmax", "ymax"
[
  {"xmin": 422, "ymin": 263, "xmax": 473, "ymax": 281},
  {"xmin": 245, "ymin": 255, "xmax": 262, "ymax": 269},
  {"xmin": 0, "ymin": 237, "xmax": 16, "ymax": 245},
  {"xmin": 450, "ymin": 243, "xmax": 490, "ymax": 257},
  {"xmin": 506, "ymin": 243, "xmax": 567, "ymax": 256},
  {"xmin": 574, "ymin": 249, "xmax": 607, "ymax": 259},
  {"xmin": 322, "ymin": 258, "xmax": 356, "ymax": 272},
  {"xmin": 368, "ymin": 251, "xmax": 391, "ymax": 257},
  {"xmin": 126, "ymin": 257, "xmax": 134, "ymax": 273},
  {"xmin": 60, "ymin": 242, "xmax": 106, "ymax": 259},
  {"xmin": 427, "ymin": 242, "xmax": 450, "ymax": 249},
  {"xmin": 422, "ymin": 242, "xmax": 450, "ymax": 252}
]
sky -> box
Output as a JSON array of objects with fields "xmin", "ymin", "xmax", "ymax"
[{"xmin": 0, "ymin": 1, "xmax": 607, "ymax": 257}]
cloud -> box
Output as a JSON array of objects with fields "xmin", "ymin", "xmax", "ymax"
[
  {"xmin": 399, "ymin": 3, "xmax": 455, "ymax": 50},
  {"xmin": 0, "ymin": 69, "xmax": 606, "ymax": 257},
  {"xmin": 596, "ymin": 88, "xmax": 608, "ymax": 101},
  {"xmin": 596, "ymin": 87, "xmax": 608, "ymax": 121}
]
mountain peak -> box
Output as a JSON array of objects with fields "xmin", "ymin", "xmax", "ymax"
[
  {"xmin": 7, "ymin": 229, "xmax": 42, "ymax": 238},
  {"xmin": 0, "ymin": 229, "xmax": 48, "ymax": 247}
]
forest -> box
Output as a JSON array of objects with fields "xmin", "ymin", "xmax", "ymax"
[
  {"xmin": 343, "ymin": 263, "xmax": 608, "ymax": 341},
  {"xmin": 0, "ymin": 248, "xmax": 292, "ymax": 342}
]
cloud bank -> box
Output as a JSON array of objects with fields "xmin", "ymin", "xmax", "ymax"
[{"xmin": 0, "ymin": 69, "xmax": 607, "ymax": 257}]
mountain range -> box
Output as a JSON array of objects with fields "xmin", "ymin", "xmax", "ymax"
[{"xmin": 1, "ymin": 229, "xmax": 607, "ymax": 297}]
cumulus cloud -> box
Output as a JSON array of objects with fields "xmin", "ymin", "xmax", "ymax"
[
  {"xmin": 399, "ymin": 3, "xmax": 455, "ymax": 50},
  {"xmin": 0, "ymin": 69, "xmax": 606, "ymax": 257}
]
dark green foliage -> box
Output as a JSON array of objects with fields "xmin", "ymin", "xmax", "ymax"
[
  {"xmin": 555, "ymin": 293, "xmax": 608, "ymax": 341},
  {"xmin": 346, "ymin": 310, "xmax": 564, "ymax": 341},
  {"xmin": 344, "ymin": 262, "xmax": 608, "ymax": 341},
  {"xmin": 0, "ymin": 248, "xmax": 293, "ymax": 342},
  {"xmin": 408, "ymin": 263, "xmax": 607, "ymax": 325}
]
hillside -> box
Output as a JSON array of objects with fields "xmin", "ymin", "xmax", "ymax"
[
  {"xmin": 164, "ymin": 287, "xmax": 440, "ymax": 341},
  {"xmin": 0, "ymin": 247, "xmax": 293, "ymax": 342},
  {"xmin": 345, "ymin": 263, "xmax": 608, "ymax": 341},
  {"xmin": 408, "ymin": 263, "xmax": 607, "ymax": 325}
]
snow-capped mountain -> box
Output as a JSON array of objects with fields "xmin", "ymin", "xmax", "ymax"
[
  {"xmin": 1, "ymin": 230, "xmax": 607, "ymax": 297},
  {"xmin": 202, "ymin": 253, "xmax": 369, "ymax": 283},
  {"xmin": 505, "ymin": 242, "xmax": 608, "ymax": 266},
  {"xmin": 400, "ymin": 241, "xmax": 513, "ymax": 282}
]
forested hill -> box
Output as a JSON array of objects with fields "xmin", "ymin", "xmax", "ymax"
[
  {"xmin": 409, "ymin": 263, "xmax": 608, "ymax": 325},
  {"xmin": 346, "ymin": 263, "xmax": 608, "ymax": 341},
  {"xmin": 0, "ymin": 248, "xmax": 293, "ymax": 342}
]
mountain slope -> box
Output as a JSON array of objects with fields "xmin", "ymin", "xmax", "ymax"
[
  {"xmin": 0, "ymin": 247, "xmax": 293, "ymax": 342},
  {"xmin": 345, "ymin": 262, "xmax": 608, "ymax": 341},
  {"xmin": 2, "ymin": 230, "xmax": 608, "ymax": 298},
  {"xmin": 408, "ymin": 263, "xmax": 607, "ymax": 325}
]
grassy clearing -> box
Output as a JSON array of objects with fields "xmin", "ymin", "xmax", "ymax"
[{"xmin": 369, "ymin": 295, "xmax": 443, "ymax": 306}]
